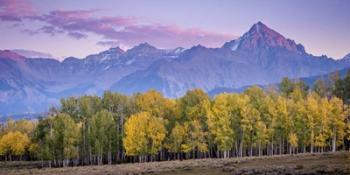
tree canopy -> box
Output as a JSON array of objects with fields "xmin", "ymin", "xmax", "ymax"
[{"xmin": 1, "ymin": 74, "xmax": 350, "ymax": 166}]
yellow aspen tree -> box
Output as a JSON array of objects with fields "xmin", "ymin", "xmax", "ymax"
[
  {"xmin": 209, "ymin": 93, "xmax": 235, "ymax": 158},
  {"xmin": 0, "ymin": 131, "xmax": 30, "ymax": 161},
  {"xmin": 167, "ymin": 122, "xmax": 188, "ymax": 159},
  {"xmin": 292, "ymin": 98, "xmax": 308, "ymax": 153},
  {"xmin": 123, "ymin": 112, "xmax": 166, "ymax": 162},
  {"xmin": 329, "ymin": 97, "xmax": 346, "ymax": 152},
  {"xmin": 274, "ymin": 96, "xmax": 290, "ymax": 155},
  {"xmin": 288, "ymin": 133, "xmax": 298, "ymax": 154},
  {"xmin": 315, "ymin": 98, "xmax": 331, "ymax": 152},
  {"xmin": 305, "ymin": 93, "xmax": 320, "ymax": 153},
  {"xmin": 262, "ymin": 95, "xmax": 278, "ymax": 156}
]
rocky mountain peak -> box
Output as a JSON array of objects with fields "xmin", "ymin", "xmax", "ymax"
[
  {"xmin": 85, "ymin": 47, "xmax": 125, "ymax": 63},
  {"xmin": 223, "ymin": 22, "xmax": 305, "ymax": 54},
  {"xmin": 126, "ymin": 42, "xmax": 162, "ymax": 57},
  {"xmin": 104, "ymin": 47, "xmax": 125, "ymax": 55},
  {"xmin": 129, "ymin": 42, "xmax": 157, "ymax": 52}
]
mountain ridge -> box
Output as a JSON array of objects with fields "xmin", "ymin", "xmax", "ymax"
[{"xmin": 0, "ymin": 21, "xmax": 350, "ymax": 116}]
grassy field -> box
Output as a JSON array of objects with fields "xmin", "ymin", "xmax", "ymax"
[{"xmin": 0, "ymin": 152, "xmax": 349, "ymax": 175}]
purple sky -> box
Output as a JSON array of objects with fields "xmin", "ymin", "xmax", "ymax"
[{"xmin": 0, "ymin": 0, "xmax": 349, "ymax": 60}]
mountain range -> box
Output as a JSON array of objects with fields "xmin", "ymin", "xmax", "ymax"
[{"xmin": 1, "ymin": 22, "xmax": 349, "ymax": 116}]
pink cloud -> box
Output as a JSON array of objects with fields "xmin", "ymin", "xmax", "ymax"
[
  {"xmin": 39, "ymin": 10, "xmax": 135, "ymax": 31},
  {"xmin": 30, "ymin": 10, "xmax": 136, "ymax": 40},
  {"xmin": 33, "ymin": 9, "xmax": 234, "ymax": 47},
  {"xmin": 0, "ymin": 0, "xmax": 36, "ymax": 21},
  {"xmin": 1, "ymin": 1, "xmax": 235, "ymax": 48}
]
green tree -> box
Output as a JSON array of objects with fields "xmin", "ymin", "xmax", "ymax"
[
  {"xmin": 167, "ymin": 122, "xmax": 189, "ymax": 159},
  {"xmin": 61, "ymin": 97, "xmax": 79, "ymax": 121},
  {"xmin": 90, "ymin": 110, "xmax": 116, "ymax": 165},
  {"xmin": 313, "ymin": 79, "xmax": 328, "ymax": 97},
  {"xmin": 177, "ymin": 89, "xmax": 211, "ymax": 158},
  {"xmin": 102, "ymin": 91, "xmax": 135, "ymax": 162},
  {"xmin": 333, "ymin": 71, "xmax": 347, "ymax": 103},
  {"xmin": 78, "ymin": 96, "xmax": 101, "ymax": 165},
  {"xmin": 52, "ymin": 113, "xmax": 80, "ymax": 167},
  {"xmin": 32, "ymin": 116, "xmax": 55, "ymax": 166},
  {"xmin": 280, "ymin": 77, "xmax": 294, "ymax": 97}
]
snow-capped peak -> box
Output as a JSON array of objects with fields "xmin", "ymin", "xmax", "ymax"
[
  {"xmin": 173, "ymin": 47, "xmax": 186, "ymax": 54},
  {"xmin": 231, "ymin": 38, "xmax": 241, "ymax": 51},
  {"xmin": 85, "ymin": 47, "xmax": 125, "ymax": 63},
  {"xmin": 343, "ymin": 53, "xmax": 350, "ymax": 60},
  {"xmin": 105, "ymin": 47, "xmax": 125, "ymax": 54},
  {"xmin": 131, "ymin": 42, "xmax": 157, "ymax": 51},
  {"xmin": 237, "ymin": 21, "xmax": 306, "ymax": 54}
]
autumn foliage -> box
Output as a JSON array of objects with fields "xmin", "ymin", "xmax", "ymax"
[{"xmin": 1, "ymin": 74, "xmax": 350, "ymax": 166}]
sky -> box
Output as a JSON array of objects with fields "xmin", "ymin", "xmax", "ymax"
[{"xmin": 0, "ymin": 0, "xmax": 349, "ymax": 60}]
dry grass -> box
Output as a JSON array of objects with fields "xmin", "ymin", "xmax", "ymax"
[{"xmin": 0, "ymin": 152, "xmax": 349, "ymax": 175}]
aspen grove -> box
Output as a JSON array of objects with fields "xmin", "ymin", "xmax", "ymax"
[{"xmin": 1, "ymin": 73, "xmax": 350, "ymax": 167}]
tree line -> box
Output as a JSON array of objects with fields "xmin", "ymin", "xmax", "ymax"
[{"xmin": 1, "ymin": 72, "xmax": 350, "ymax": 167}]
